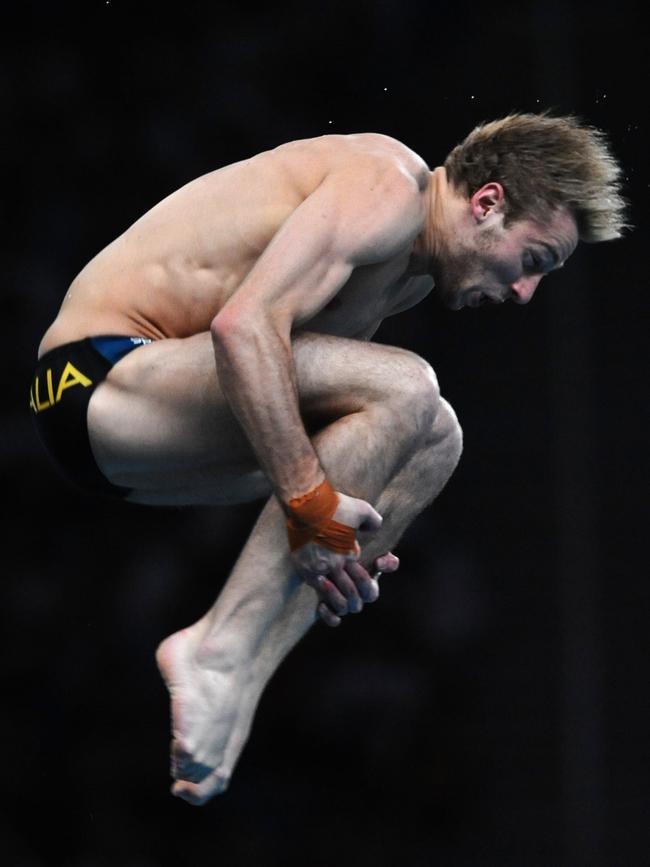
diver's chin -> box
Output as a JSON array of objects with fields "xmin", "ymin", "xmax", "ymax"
[
  {"xmin": 445, "ymin": 289, "xmax": 467, "ymax": 311},
  {"xmin": 435, "ymin": 285, "xmax": 463, "ymax": 310}
]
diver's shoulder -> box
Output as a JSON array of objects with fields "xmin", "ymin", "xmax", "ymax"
[{"xmin": 342, "ymin": 132, "xmax": 430, "ymax": 183}]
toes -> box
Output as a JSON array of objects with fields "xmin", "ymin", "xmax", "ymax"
[
  {"xmin": 171, "ymin": 740, "xmax": 213, "ymax": 783},
  {"xmin": 172, "ymin": 770, "xmax": 230, "ymax": 806},
  {"xmin": 176, "ymin": 760, "xmax": 213, "ymax": 784}
]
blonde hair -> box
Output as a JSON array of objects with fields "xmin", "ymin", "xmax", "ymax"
[{"xmin": 444, "ymin": 112, "xmax": 628, "ymax": 242}]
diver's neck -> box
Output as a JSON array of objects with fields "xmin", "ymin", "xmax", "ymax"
[{"xmin": 410, "ymin": 166, "xmax": 451, "ymax": 275}]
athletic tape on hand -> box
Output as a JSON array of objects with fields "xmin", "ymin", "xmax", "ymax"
[{"xmin": 286, "ymin": 479, "xmax": 357, "ymax": 555}]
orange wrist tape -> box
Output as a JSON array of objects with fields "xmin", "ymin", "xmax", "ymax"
[{"xmin": 286, "ymin": 479, "xmax": 357, "ymax": 555}]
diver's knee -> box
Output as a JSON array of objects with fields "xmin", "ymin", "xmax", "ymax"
[
  {"xmin": 385, "ymin": 352, "xmax": 440, "ymax": 442},
  {"xmin": 428, "ymin": 397, "xmax": 463, "ymax": 470}
]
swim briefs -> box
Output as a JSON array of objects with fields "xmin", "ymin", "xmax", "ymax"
[{"xmin": 30, "ymin": 335, "xmax": 153, "ymax": 498}]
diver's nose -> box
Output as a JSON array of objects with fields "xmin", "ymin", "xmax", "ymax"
[{"xmin": 510, "ymin": 275, "xmax": 542, "ymax": 304}]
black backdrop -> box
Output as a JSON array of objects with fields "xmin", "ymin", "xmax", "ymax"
[{"xmin": 3, "ymin": 1, "xmax": 648, "ymax": 865}]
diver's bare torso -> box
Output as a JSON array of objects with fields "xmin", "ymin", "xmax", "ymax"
[{"xmin": 39, "ymin": 133, "xmax": 434, "ymax": 357}]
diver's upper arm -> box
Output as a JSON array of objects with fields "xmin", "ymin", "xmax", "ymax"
[{"xmin": 215, "ymin": 165, "xmax": 424, "ymax": 333}]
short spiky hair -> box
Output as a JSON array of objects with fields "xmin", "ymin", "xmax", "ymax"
[{"xmin": 444, "ymin": 112, "xmax": 628, "ymax": 242}]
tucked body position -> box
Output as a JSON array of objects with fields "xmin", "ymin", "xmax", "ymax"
[{"xmin": 31, "ymin": 114, "xmax": 626, "ymax": 805}]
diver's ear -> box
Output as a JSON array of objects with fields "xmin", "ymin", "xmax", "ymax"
[{"xmin": 470, "ymin": 182, "xmax": 505, "ymax": 223}]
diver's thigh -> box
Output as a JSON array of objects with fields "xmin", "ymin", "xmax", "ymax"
[
  {"xmin": 87, "ymin": 333, "xmax": 256, "ymax": 493},
  {"xmin": 86, "ymin": 329, "xmax": 420, "ymax": 503}
]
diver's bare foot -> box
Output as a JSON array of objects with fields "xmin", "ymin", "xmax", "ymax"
[
  {"xmin": 155, "ymin": 626, "xmax": 251, "ymax": 805},
  {"xmin": 155, "ymin": 553, "xmax": 398, "ymax": 804},
  {"xmin": 168, "ymin": 667, "xmax": 266, "ymax": 806}
]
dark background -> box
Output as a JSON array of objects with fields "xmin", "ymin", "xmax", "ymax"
[{"xmin": 3, "ymin": 1, "xmax": 648, "ymax": 865}]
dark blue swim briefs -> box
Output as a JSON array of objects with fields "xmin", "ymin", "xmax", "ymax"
[{"xmin": 30, "ymin": 335, "xmax": 153, "ymax": 498}]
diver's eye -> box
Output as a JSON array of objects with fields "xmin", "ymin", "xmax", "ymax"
[{"xmin": 524, "ymin": 252, "xmax": 542, "ymax": 273}]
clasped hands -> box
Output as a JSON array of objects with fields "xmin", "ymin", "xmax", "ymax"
[{"xmin": 287, "ymin": 485, "xmax": 398, "ymax": 627}]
